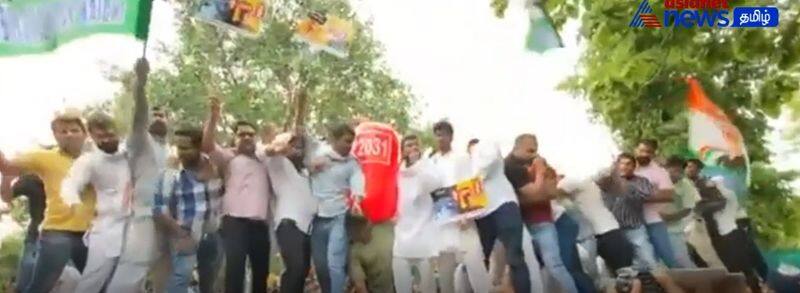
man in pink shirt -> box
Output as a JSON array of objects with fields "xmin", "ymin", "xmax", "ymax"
[
  {"xmin": 634, "ymin": 139, "xmax": 679, "ymax": 269},
  {"xmin": 202, "ymin": 97, "xmax": 272, "ymax": 293}
]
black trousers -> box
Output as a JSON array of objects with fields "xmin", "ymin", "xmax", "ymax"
[
  {"xmin": 703, "ymin": 215, "xmax": 761, "ymax": 293},
  {"xmin": 221, "ymin": 216, "xmax": 270, "ymax": 293},
  {"xmin": 475, "ymin": 202, "xmax": 531, "ymax": 293},
  {"xmin": 736, "ymin": 218, "xmax": 768, "ymax": 279},
  {"xmin": 276, "ymin": 219, "xmax": 311, "ymax": 293},
  {"xmin": 595, "ymin": 228, "xmax": 635, "ymax": 274}
]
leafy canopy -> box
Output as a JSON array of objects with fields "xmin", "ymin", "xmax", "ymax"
[{"xmin": 492, "ymin": 0, "xmax": 800, "ymax": 247}]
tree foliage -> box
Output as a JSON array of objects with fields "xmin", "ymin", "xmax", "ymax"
[
  {"xmin": 534, "ymin": 0, "xmax": 800, "ymax": 248},
  {"xmin": 108, "ymin": 0, "xmax": 416, "ymax": 139}
]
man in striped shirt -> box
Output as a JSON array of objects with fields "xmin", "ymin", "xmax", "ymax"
[
  {"xmin": 600, "ymin": 153, "xmax": 659, "ymax": 272},
  {"xmin": 152, "ymin": 126, "xmax": 223, "ymax": 293}
]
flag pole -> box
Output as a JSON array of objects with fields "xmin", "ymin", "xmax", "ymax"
[{"xmin": 141, "ymin": 40, "xmax": 148, "ymax": 59}]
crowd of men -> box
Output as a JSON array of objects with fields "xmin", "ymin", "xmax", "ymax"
[{"xmin": 0, "ymin": 57, "xmax": 774, "ymax": 293}]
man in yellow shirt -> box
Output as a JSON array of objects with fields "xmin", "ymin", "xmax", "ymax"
[{"xmin": 0, "ymin": 109, "xmax": 97, "ymax": 293}]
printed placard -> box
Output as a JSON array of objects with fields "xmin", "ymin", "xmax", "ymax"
[
  {"xmin": 195, "ymin": 0, "xmax": 267, "ymax": 37},
  {"xmin": 432, "ymin": 176, "xmax": 488, "ymax": 224},
  {"xmin": 295, "ymin": 12, "xmax": 353, "ymax": 58}
]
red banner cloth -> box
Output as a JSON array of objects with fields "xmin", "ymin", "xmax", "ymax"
[{"xmin": 352, "ymin": 122, "xmax": 400, "ymax": 223}]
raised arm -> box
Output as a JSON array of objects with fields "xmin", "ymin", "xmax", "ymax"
[
  {"xmin": 202, "ymin": 97, "xmax": 222, "ymax": 154},
  {"xmin": 129, "ymin": 58, "xmax": 151, "ymax": 150}
]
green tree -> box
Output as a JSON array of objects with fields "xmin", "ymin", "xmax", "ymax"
[
  {"xmin": 108, "ymin": 0, "xmax": 416, "ymax": 139},
  {"xmin": 526, "ymin": 0, "xmax": 800, "ymax": 248}
]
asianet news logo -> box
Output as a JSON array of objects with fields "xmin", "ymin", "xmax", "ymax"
[{"xmin": 630, "ymin": 0, "xmax": 779, "ymax": 28}]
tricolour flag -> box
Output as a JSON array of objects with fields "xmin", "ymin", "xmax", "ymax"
[
  {"xmin": 525, "ymin": 2, "xmax": 562, "ymax": 53},
  {"xmin": 686, "ymin": 77, "xmax": 751, "ymax": 186},
  {"xmin": 0, "ymin": 0, "xmax": 153, "ymax": 57}
]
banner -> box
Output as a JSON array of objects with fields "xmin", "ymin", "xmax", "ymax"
[
  {"xmin": 0, "ymin": 0, "xmax": 152, "ymax": 56},
  {"xmin": 195, "ymin": 0, "xmax": 267, "ymax": 37},
  {"xmin": 686, "ymin": 77, "xmax": 751, "ymax": 187},
  {"xmin": 295, "ymin": 12, "xmax": 353, "ymax": 58},
  {"xmin": 352, "ymin": 122, "xmax": 400, "ymax": 223},
  {"xmin": 432, "ymin": 177, "xmax": 489, "ymax": 224}
]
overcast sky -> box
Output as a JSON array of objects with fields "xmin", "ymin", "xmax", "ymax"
[{"xmin": 0, "ymin": 0, "xmax": 796, "ymax": 186}]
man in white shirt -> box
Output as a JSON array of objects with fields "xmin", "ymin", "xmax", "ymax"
[
  {"xmin": 393, "ymin": 134, "xmax": 441, "ymax": 293},
  {"xmin": 429, "ymin": 121, "xmax": 491, "ymax": 293},
  {"xmin": 633, "ymin": 139, "xmax": 678, "ymax": 268},
  {"xmin": 111, "ymin": 58, "xmax": 174, "ymax": 293},
  {"xmin": 471, "ymin": 140, "xmax": 532, "ymax": 293},
  {"xmin": 264, "ymin": 131, "xmax": 318, "ymax": 293},
  {"xmin": 61, "ymin": 112, "xmax": 131, "ymax": 292},
  {"xmin": 685, "ymin": 161, "xmax": 762, "ymax": 292}
]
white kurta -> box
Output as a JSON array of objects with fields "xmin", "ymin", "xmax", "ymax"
[
  {"xmin": 394, "ymin": 158, "xmax": 442, "ymax": 259},
  {"xmin": 61, "ymin": 148, "xmax": 131, "ymax": 293},
  {"xmin": 61, "ymin": 149, "xmax": 130, "ymax": 258},
  {"xmin": 430, "ymin": 150, "xmax": 473, "ymax": 252}
]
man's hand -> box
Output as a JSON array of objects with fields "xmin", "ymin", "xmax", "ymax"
[
  {"xmin": 309, "ymin": 157, "xmax": 328, "ymax": 173},
  {"xmin": 134, "ymin": 58, "xmax": 150, "ymax": 81},
  {"xmin": 209, "ymin": 96, "xmax": 222, "ymax": 121},
  {"xmin": 458, "ymin": 218, "xmax": 470, "ymax": 230},
  {"xmin": 174, "ymin": 234, "xmax": 196, "ymax": 254},
  {"xmin": 350, "ymin": 201, "xmax": 363, "ymax": 217}
]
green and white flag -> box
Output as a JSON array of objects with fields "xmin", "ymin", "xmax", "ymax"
[
  {"xmin": 525, "ymin": 2, "xmax": 562, "ymax": 53},
  {"xmin": 0, "ymin": 0, "xmax": 153, "ymax": 56}
]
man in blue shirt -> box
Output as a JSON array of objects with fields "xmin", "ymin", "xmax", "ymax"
[
  {"xmin": 307, "ymin": 123, "xmax": 364, "ymax": 293},
  {"xmin": 152, "ymin": 126, "xmax": 223, "ymax": 293}
]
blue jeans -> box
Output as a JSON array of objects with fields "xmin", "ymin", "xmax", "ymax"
[
  {"xmin": 24, "ymin": 231, "xmax": 87, "ymax": 293},
  {"xmin": 166, "ymin": 241, "xmax": 198, "ymax": 293},
  {"xmin": 475, "ymin": 202, "xmax": 531, "ymax": 293},
  {"xmin": 555, "ymin": 213, "xmax": 598, "ymax": 293},
  {"xmin": 528, "ymin": 222, "xmax": 579, "ymax": 293},
  {"xmin": 667, "ymin": 232, "xmax": 696, "ymax": 269},
  {"xmin": 624, "ymin": 226, "xmax": 659, "ymax": 272},
  {"xmin": 311, "ymin": 214, "xmax": 349, "ymax": 293},
  {"xmin": 197, "ymin": 232, "xmax": 222, "ymax": 293},
  {"xmin": 646, "ymin": 222, "xmax": 678, "ymax": 268},
  {"xmin": 15, "ymin": 239, "xmax": 37, "ymax": 292}
]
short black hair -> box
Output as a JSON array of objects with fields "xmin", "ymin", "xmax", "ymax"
[
  {"xmin": 432, "ymin": 120, "xmax": 454, "ymax": 136},
  {"xmin": 665, "ymin": 155, "xmax": 686, "ymax": 169},
  {"xmin": 617, "ymin": 152, "xmax": 636, "ymax": 162},
  {"xmin": 233, "ymin": 120, "xmax": 257, "ymax": 134},
  {"xmin": 402, "ymin": 134, "xmax": 419, "ymax": 146},
  {"xmin": 86, "ymin": 112, "xmax": 116, "ymax": 132},
  {"xmin": 686, "ymin": 158, "xmax": 705, "ymax": 169},
  {"xmin": 174, "ymin": 126, "xmax": 203, "ymax": 147},
  {"xmin": 638, "ymin": 139, "xmax": 659, "ymax": 150},
  {"xmin": 329, "ymin": 123, "xmax": 355, "ymax": 140},
  {"xmin": 468, "ymin": 138, "xmax": 480, "ymax": 146}
]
